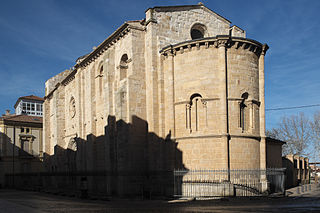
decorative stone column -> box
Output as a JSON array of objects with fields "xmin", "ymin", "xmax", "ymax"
[
  {"xmin": 164, "ymin": 48, "xmax": 176, "ymax": 138},
  {"xmin": 259, "ymin": 44, "xmax": 269, "ymax": 192},
  {"xmin": 259, "ymin": 44, "xmax": 269, "ymax": 169},
  {"xmin": 145, "ymin": 8, "xmax": 159, "ymax": 134},
  {"xmin": 217, "ymin": 38, "xmax": 229, "ymax": 171}
]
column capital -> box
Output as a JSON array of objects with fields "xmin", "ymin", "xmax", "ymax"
[
  {"xmin": 216, "ymin": 38, "xmax": 229, "ymax": 48},
  {"xmin": 261, "ymin": 44, "xmax": 269, "ymax": 56},
  {"xmin": 167, "ymin": 46, "xmax": 176, "ymax": 57}
]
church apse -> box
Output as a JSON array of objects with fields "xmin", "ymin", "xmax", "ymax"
[{"xmin": 39, "ymin": 4, "xmax": 270, "ymax": 197}]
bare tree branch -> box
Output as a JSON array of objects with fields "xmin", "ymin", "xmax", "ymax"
[
  {"xmin": 267, "ymin": 113, "xmax": 311, "ymax": 156},
  {"xmin": 310, "ymin": 111, "xmax": 320, "ymax": 161}
]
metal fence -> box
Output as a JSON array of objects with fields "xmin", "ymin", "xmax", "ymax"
[
  {"xmin": 174, "ymin": 168, "xmax": 286, "ymax": 197},
  {"xmin": 5, "ymin": 168, "xmax": 285, "ymax": 198}
]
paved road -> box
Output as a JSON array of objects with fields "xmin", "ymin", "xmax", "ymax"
[{"xmin": 0, "ymin": 188, "xmax": 320, "ymax": 212}]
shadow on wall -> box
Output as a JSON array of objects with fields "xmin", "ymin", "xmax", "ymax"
[
  {"xmin": 282, "ymin": 156, "xmax": 310, "ymax": 189},
  {"xmin": 0, "ymin": 132, "xmax": 43, "ymax": 189},
  {"xmin": 5, "ymin": 115, "xmax": 185, "ymax": 198},
  {"xmin": 282, "ymin": 158, "xmax": 295, "ymax": 189}
]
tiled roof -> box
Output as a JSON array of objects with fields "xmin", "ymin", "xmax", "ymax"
[
  {"xmin": 18, "ymin": 95, "xmax": 44, "ymax": 101},
  {"xmin": 0, "ymin": 114, "xmax": 43, "ymax": 124},
  {"xmin": 14, "ymin": 95, "xmax": 44, "ymax": 108}
]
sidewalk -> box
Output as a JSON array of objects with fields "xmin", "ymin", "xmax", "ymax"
[{"xmin": 285, "ymin": 183, "xmax": 320, "ymax": 197}]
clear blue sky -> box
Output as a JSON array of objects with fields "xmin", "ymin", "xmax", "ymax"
[{"xmin": 1, "ymin": 0, "xmax": 320, "ymax": 130}]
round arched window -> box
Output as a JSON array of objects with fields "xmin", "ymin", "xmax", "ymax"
[
  {"xmin": 69, "ymin": 97, "xmax": 76, "ymax": 118},
  {"xmin": 120, "ymin": 54, "xmax": 128, "ymax": 80},
  {"xmin": 190, "ymin": 23, "xmax": 206, "ymax": 40}
]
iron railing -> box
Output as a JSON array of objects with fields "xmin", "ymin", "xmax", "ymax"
[
  {"xmin": 5, "ymin": 168, "xmax": 285, "ymax": 198},
  {"xmin": 174, "ymin": 168, "xmax": 286, "ymax": 197}
]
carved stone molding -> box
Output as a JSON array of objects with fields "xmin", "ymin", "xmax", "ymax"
[
  {"xmin": 174, "ymin": 134, "xmax": 261, "ymax": 141},
  {"xmin": 62, "ymin": 74, "xmax": 75, "ymax": 86},
  {"xmin": 69, "ymin": 97, "xmax": 76, "ymax": 118},
  {"xmin": 261, "ymin": 44, "xmax": 269, "ymax": 56},
  {"xmin": 216, "ymin": 39, "xmax": 229, "ymax": 48},
  {"xmin": 160, "ymin": 37, "xmax": 265, "ymax": 57},
  {"xmin": 80, "ymin": 25, "xmax": 133, "ymax": 68}
]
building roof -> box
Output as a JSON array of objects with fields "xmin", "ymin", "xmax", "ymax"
[
  {"xmin": 146, "ymin": 3, "xmax": 231, "ymax": 24},
  {"xmin": 77, "ymin": 3, "xmax": 229, "ymax": 69},
  {"xmin": 46, "ymin": 3, "xmax": 234, "ymax": 100},
  {"xmin": 266, "ymin": 137, "xmax": 286, "ymax": 145},
  {"xmin": 0, "ymin": 114, "xmax": 43, "ymax": 124},
  {"xmin": 14, "ymin": 95, "xmax": 44, "ymax": 108}
]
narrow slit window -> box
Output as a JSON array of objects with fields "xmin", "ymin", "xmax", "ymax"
[
  {"xmin": 239, "ymin": 92, "xmax": 249, "ymax": 132},
  {"xmin": 99, "ymin": 65, "xmax": 103, "ymax": 95},
  {"xmin": 240, "ymin": 102, "xmax": 246, "ymax": 131}
]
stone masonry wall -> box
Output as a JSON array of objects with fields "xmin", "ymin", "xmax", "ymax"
[
  {"xmin": 42, "ymin": 5, "xmax": 269, "ymax": 197},
  {"xmin": 161, "ymin": 37, "xmax": 264, "ymax": 170},
  {"xmin": 152, "ymin": 7, "xmax": 233, "ymax": 49},
  {"xmin": 227, "ymin": 46, "xmax": 260, "ymax": 135},
  {"xmin": 146, "ymin": 5, "xmax": 245, "ymax": 138}
]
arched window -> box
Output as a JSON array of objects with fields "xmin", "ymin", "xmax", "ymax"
[
  {"xmin": 190, "ymin": 23, "xmax": 206, "ymax": 40},
  {"xmin": 240, "ymin": 92, "xmax": 249, "ymax": 132},
  {"xmin": 120, "ymin": 54, "xmax": 128, "ymax": 80},
  {"xmin": 186, "ymin": 93, "xmax": 205, "ymax": 132},
  {"xmin": 69, "ymin": 97, "xmax": 76, "ymax": 118}
]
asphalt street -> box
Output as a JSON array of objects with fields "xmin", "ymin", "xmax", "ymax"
[{"xmin": 0, "ymin": 187, "xmax": 319, "ymax": 213}]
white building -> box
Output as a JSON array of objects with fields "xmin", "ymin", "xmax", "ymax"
[{"xmin": 14, "ymin": 95, "xmax": 44, "ymax": 117}]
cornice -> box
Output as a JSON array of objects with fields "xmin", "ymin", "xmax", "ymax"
[
  {"xmin": 261, "ymin": 44, "xmax": 269, "ymax": 56},
  {"xmin": 77, "ymin": 23, "xmax": 144, "ymax": 69},
  {"xmin": 174, "ymin": 134, "xmax": 261, "ymax": 141},
  {"xmin": 3, "ymin": 120, "xmax": 43, "ymax": 127},
  {"xmin": 77, "ymin": 25, "xmax": 129, "ymax": 68},
  {"xmin": 160, "ymin": 36, "xmax": 268, "ymax": 56},
  {"xmin": 44, "ymin": 84, "xmax": 58, "ymax": 100},
  {"xmin": 145, "ymin": 18, "xmax": 157, "ymax": 26},
  {"xmin": 61, "ymin": 69, "xmax": 77, "ymax": 86},
  {"xmin": 47, "ymin": 23, "xmax": 145, "ymax": 99}
]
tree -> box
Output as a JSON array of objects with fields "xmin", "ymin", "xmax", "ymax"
[
  {"xmin": 267, "ymin": 112, "xmax": 311, "ymax": 156},
  {"xmin": 310, "ymin": 111, "xmax": 320, "ymax": 161},
  {"xmin": 266, "ymin": 128, "xmax": 281, "ymax": 140}
]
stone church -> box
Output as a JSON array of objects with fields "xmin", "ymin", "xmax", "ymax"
[{"xmin": 43, "ymin": 3, "xmax": 269, "ymax": 196}]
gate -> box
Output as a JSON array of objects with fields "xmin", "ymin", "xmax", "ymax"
[{"xmin": 266, "ymin": 168, "xmax": 286, "ymax": 195}]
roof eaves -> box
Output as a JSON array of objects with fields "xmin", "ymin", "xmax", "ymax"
[
  {"xmin": 200, "ymin": 5, "xmax": 231, "ymax": 24},
  {"xmin": 44, "ymin": 83, "xmax": 59, "ymax": 100},
  {"xmin": 60, "ymin": 69, "xmax": 77, "ymax": 86},
  {"xmin": 266, "ymin": 137, "xmax": 286, "ymax": 144},
  {"xmin": 14, "ymin": 96, "xmax": 44, "ymax": 108},
  {"xmin": 79, "ymin": 22, "xmax": 129, "ymax": 67}
]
